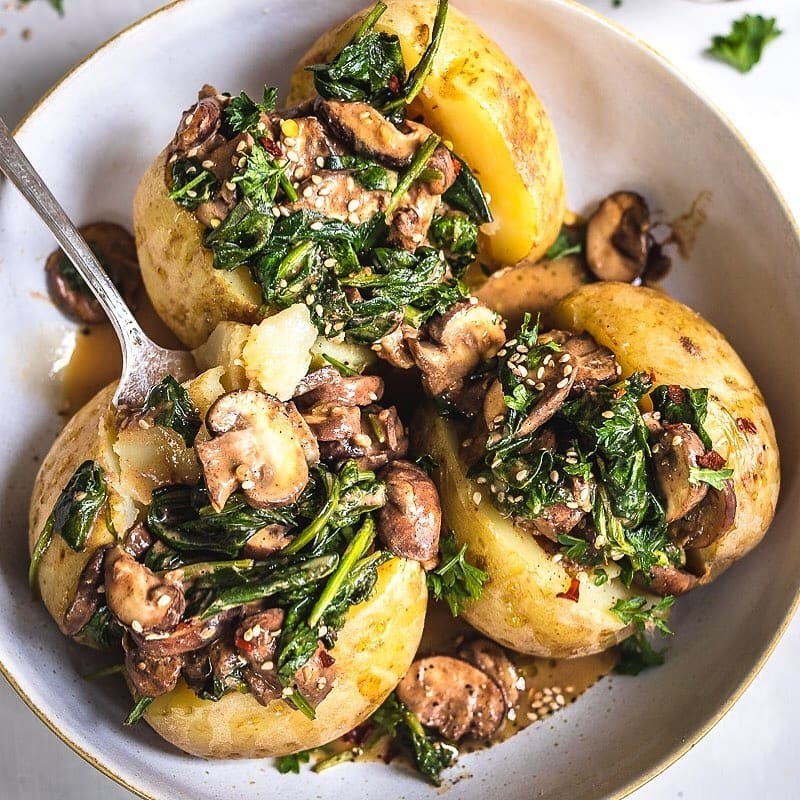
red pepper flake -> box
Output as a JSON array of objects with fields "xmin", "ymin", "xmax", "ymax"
[
  {"xmin": 556, "ymin": 577, "xmax": 580, "ymax": 602},
  {"xmin": 387, "ymin": 74, "xmax": 401, "ymax": 95},
  {"xmin": 666, "ymin": 384, "xmax": 686, "ymax": 404},
  {"xmin": 234, "ymin": 631, "xmax": 255, "ymax": 653},
  {"xmin": 452, "ymin": 158, "xmax": 462, "ymax": 176},
  {"xmin": 260, "ymin": 136, "xmax": 283, "ymax": 158},
  {"xmin": 736, "ymin": 417, "xmax": 758, "ymax": 435},
  {"xmin": 697, "ymin": 450, "xmax": 726, "ymax": 470}
]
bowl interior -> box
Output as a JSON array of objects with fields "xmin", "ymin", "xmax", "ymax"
[{"xmin": 0, "ymin": 0, "xmax": 798, "ymax": 798}]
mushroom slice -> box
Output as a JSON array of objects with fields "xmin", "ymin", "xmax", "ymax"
[
  {"xmin": 651, "ymin": 423, "xmax": 709, "ymax": 523},
  {"xmin": 376, "ymin": 460, "xmax": 441, "ymax": 568},
  {"xmin": 585, "ymin": 191, "xmax": 650, "ymax": 282},
  {"xmin": 316, "ymin": 99, "xmax": 432, "ymax": 168},
  {"xmin": 396, "ymin": 655, "xmax": 507, "ymax": 741},
  {"xmin": 234, "ymin": 609, "xmax": 284, "ymax": 672},
  {"xmin": 292, "ymin": 643, "xmax": 337, "ymax": 708},
  {"xmin": 195, "ymin": 390, "xmax": 310, "ymax": 512},
  {"xmin": 170, "ymin": 84, "xmax": 226, "ymax": 160},
  {"xmin": 457, "ymin": 639, "xmax": 520, "ymax": 708},
  {"xmin": 409, "ymin": 301, "xmax": 506, "ymax": 397},
  {"xmin": 293, "ymin": 368, "xmax": 384, "ymax": 409},
  {"xmin": 123, "ymin": 634, "xmax": 183, "ymax": 698},
  {"xmin": 524, "ymin": 502, "xmax": 585, "ymax": 543},
  {"xmin": 104, "ymin": 546, "xmax": 185, "ymax": 634},
  {"xmin": 646, "ymin": 565, "xmax": 699, "ymax": 596},
  {"xmin": 561, "ymin": 333, "xmax": 619, "ymax": 393},
  {"xmin": 135, "ymin": 611, "xmax": 232, "ymax": 658},
  {"xmin": 515, "ymin": 360, "xmax": 576, "ymax": 439},
  {"xmin": 45, "ymin": 222, "xmax": 140, "ymax": 324},
  {"xmin": 63, "ymin": 545, "xmax": 109, "ymax": 636},
  {"xmin": 670, "ymin": 479, "xmax": 737, "ymax": 550},
  {"xmin": 241, "ymin": 524, "xmax": 292, "ymax": 559}
]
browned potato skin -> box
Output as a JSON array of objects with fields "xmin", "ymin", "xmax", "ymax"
[
  {"xmin": 133, "ymin": 150, "xmax": 262, "ymax": 347},
  {"xmin": 552, "ymin": 283, "xmax": 780, "ymax": 584},
  {"xmin": 473, "ymin": 255, "xmax": 591, "ymax": 332},
  {"xmin": 287, "ymin": 0, "xmax": 565, "ymax": 266},
  {"xmin": 145, "ymin": 557, "xmax": 427, "ymax": 758},
  {"xmin": 28, "ymin": 385, "xmax": 136, "ymax": 633}
]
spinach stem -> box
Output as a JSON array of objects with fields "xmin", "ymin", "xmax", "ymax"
[
  {"xmin": 385, "ymin": 133, "xmax": 441, "ymax": 217},
  {"xmin": 283, "ymin": 472, "xmax": 340, "ymax": 555}
]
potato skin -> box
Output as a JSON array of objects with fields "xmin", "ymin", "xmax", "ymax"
[
  {"xmin": 145, "ymin": 557, "xmax": 427, "ymax": 758},
  {"xmin": 552, "ymin": 282, "xmax": 780, "ymax": 585},
  {"xmin": 287, "ymin": 0, "xmax": 565, "ymax": 266},
  {"xmin": 28, "ymin": 385, "xmax": 137, "ymax": 632},
  {"xmin": 420, "ymin": 412, "xmax": 641, "ymax": 659},
  {"xmin": 133, "ymin": 150, "xmax": 262, "ymax": 347}
]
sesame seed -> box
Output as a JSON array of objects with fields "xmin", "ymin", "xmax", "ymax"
[
  {"xmin": 368, "ymin": 392, "xmax": 378, "ymax": 401},
  {"xmin": 168, "ymin": 153, "xmax": 178, "ymax": 164},
  {"xmin": 565, "ymin": 685, "xmax": 575, "ymax": 693},
  {"xmin": 201, "ymin": 159, "xmax": 214, "ymax": 169},
  {"xmin": 549, "ymin": 702, "xmax": 560, "ymax": 712},
  {"xmin": 315, "ymin": 304, "xmax": 324, "ymax": 316},
  {"xmin": 536, "ymin": 366, "xmax": 545, "ymax": 380},
  {"xmin": 491, "ymin": 458, "xmax": 502, "ymax": 469},
  {"xmin": 240, "ymin": 479, "xmax": 255, "ymax": 490},
  {"xmin": 559, "ymin": 353, "xmax": 572, "ymax": 363},
  {"xmin": 518, "ymin": 365, "xmax": 529, "ymax": 377},
  {"xmin": 270, "ymin": 205, "xmax": 281, "ymax": 218},
  {"xmin": 302, "ymin": 186, "xmax": 314, "ymax": 198},
  {"xmin": 566, "ymin": 500, "xmax": 579, "ymax": 509},
  {"xmin": 535, "ymin": 382, "xmax": 546, "ymax": 391},
  {"xmin": 309, "ymin": 221, "xmax": 324, "ymax": 230},
  {"xmin": 506, "ymin": 339, "xmax": 518, "ymax": 348},
  {"xmin": 243, "ymin": 628, "xmax": 254, "ymax": 642},
  {"xmin": 262, "ymin": 661, "xmax": 274, "ymax": 671},
  {"xmin": 157, "ymin": 593, "xmax": 172, "ymax": 607},
  {"xmin": 186, "ymin": 189, "xmax": 198, "ymax": 199},
  {"xmin": 497, "ymin": 491, "xmax": 506, "ymax": 503},
  {"xmin": 672, "ymin": 435, "xmax": 683, "ymax": 447},
  {"xmin": 311, "ymin": 174, "xmax": 323, "ymax": 185},
  {"xmin": 316, "ymin": 156, "xmax": 325, "ymax": 167},
  {"xmin": 283, "ymin": 136, "xmax": 297, "ymax": 148},
  {"xmin": 281, "ymin": 206, "xmax": 291, "ymax": 217},
  {"xmin": 475, "ymin": 476, "xmax": 487, "ymax": 485},
  {"xmin": 517, "ymin": 345, "xmax": 529, "ymax": 354},
  {"xmin": 516, "ymin": 470, "xmax": 529, "ymax": 481},
  {"xmin": 359, "ymin": 110, "xmax": 372, "ymax": 119},
  {"xmin": 318, "ymin": 625, "xmax": 328, "ymax": 637},
  {"xmin": 543, "ymin": 354, "xmax": 553, "ymax": 366},
  {"xmin": 97, "ymin": 585, "xmax": 105, "ymax": 594},
  {"xmin": 507, "ymin": 708, "xmax": 517, "ymax": 721},
  {"xmin": 549, "ymin": 470, "xmax": 560, "ymax": 482},
  {"xmin": 131, "ymin": 620, "xmax": 143, "ymax": 634},
  {"xmin": 225, "ymin": 181, "xmax": 236, "ymax": 191},
  {"xmin": 595, "ymin": 534, "xmax": 607, "ymax": 547},
  {"xmin": 601, "ymin": 410, "xmax": 615, "ymax": 419},
  {"xmin": 347, "ymin": 198, "xmax": 360, "ymax": 212},
  {"xmin": 556, "ymin": 377, "xmax": 570, "ymax": 389},
  {"xmin": 515, "ymin": 676, "xmax": 526, "ymax": 690},
  {"xmin": 235, "ymin": 139, "xmax": 248, "ymax": 152},
  {"xmin": 563, "ymin": 364, "xmax": 573, "ymax": 376},
  {"xmin": 473, "ymin": 491, "xmax": 482, "ymax": 506},
  {"xmin": 462, "ymin": 438, "xmax": 473, "ymax": 448},
  {"xmin": 278, "ymin": 279, "xmax": 288, "ymax": 289},
  {"xmin": 137, "ymin": 419, "xmax": 152, "ymax": 430},
  {"xmin": 237, "ymin": 156, "xmax": 247, "ymax": 169},
  {"xmin": 652, "ymin": 411, "xmax": 662, "ymax": 420},
  {"xmin": 282, "ymin": 687, "xmax": 294, "ymax": 697},
  {"xmin": 497, "ymin": 349, "xmax": 507, "ymax": 357},
  {"xmin": 493, "ymin": 414, "xmax": 505, "ymax": 424},
  {"xmin": 348, "ymin": 212, "xmax": 360, "ymax": 225},
  {"xmin": 286, "ymin": 149, "xmax": 300, "ymax": 162},
  {"xmin": 318, "ymin": 185, "xmax": 333, "ymax": 196},
  {"xmin": 616, "ymin": 364, "xmax": 623, "ymax": 374},
  {"xmin": 652, "ymin": 443, "xmax": 661, "ymax": 453},
  {"xmin": 200, "ymin": 626, "xmax": 216, "ymax": 640}
]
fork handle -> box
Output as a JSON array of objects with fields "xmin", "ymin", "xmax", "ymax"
[{"xmin": 0, "ymin": 116, "xmax": 149, "ymax": 357}]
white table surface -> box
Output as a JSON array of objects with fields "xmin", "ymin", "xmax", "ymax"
[{"xmin": 0, "ymin": 1, "xmax": 798, "ymax": 798}]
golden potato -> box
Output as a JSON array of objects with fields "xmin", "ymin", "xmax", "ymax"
[
  {"xmin": 30, "ymin": 323, "xmax": 429, "ymax": 755},
  {"xmin": 133, "ymin": 150, "xmax": 263, "ymax": 348},
  {"xmin": 420, "ymin": 412, "xmax": 642, "ymax": 659},
  {"xmin": 288, "ymin": 0, "xmax": 565, "ymax": 267},
  {"xmin": 552, "ymin": 282, "xmax": 779, "ymax": 584},
  {"xmin": 146, "ymin": 557, "xmax": 427, "ymax": 758}
]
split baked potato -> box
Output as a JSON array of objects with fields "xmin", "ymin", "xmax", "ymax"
[
  {"xmin": 133, "ymin": 0, "xmax": 565, "ymax": 347},
  {"xmin": 420, "ymin": 282, "xmax": 779, "ymax": 657},
  {"xmin": 29, "ymin": 307, "xmax": 428, "ymax": 758}
]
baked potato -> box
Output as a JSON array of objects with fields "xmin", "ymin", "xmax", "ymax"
[
  {"xmin": 419, "ymin": 282, "xmax": 778, "ymax": 657},
  {"xmin": 553, "ymin": 282, "xmax": 779, "ymax": 584},
  {"xmin": 288, "ymin": 0, "xmax": 565, "ymax": 266},
  {"xmin": 134, "ymin": 0, "xmax": 565, "ymax": 347},
  {"xmin": 29, "ymin": 307, "xmax": 428, "ymax": 758}
]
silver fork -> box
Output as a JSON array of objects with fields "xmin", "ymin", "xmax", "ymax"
[{"xmin": 0, "ymin": 116, "xmax": 195, "ymax": 409}]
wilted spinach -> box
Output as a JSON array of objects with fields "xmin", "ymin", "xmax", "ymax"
[{"xmin": 142, "ymin": 375, "xmax": 201, "ymax": 447}]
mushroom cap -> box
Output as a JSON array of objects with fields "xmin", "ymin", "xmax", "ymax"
[
  {"xmin": 585, "ymin": 191, "xmax": 650, "ymax": 282},
  {"xmin": 652, "ymin": 422, "xmax": 709, "ymax": 523},
  {"xmin": 196, "ymin": 390, "xmax": 311, "ymax": 511}
]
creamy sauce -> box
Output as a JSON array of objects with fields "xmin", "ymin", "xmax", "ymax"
[{"xmin": 57, "ymin": 290, "xmax": 182, "ymax": 416}]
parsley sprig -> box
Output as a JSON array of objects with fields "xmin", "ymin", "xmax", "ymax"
[
  {"xmin": 426, "ymin": 530, "xmax": 488, "ymax": 616},
  {"xmin": 709, "ymin": 14, "xmax": 782, "ymax": 74}
]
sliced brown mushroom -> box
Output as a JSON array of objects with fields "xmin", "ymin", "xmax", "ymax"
[
  {"xmin": 123, "ymin": 634, "xmax": 183, "ymax": 698},
  {"xmin": 558, "ymin": 332, "xmax": 619, "ymax": 393},
  {"xmin": 292, "ymin": 643, "xmax": 337, "ymax": 708},
  {"xmin": 585, "ymin": 191, "xmax": 650, "ymax": 282},
  {"xmin": 646, "ymin": 565, "xmax": 699, "ymax": 596},
  {"xmin": 241, "ymin": 524, "xmax": 293, "ymax": 559},
  {"xmin": 396, "ymin": 655, "xmax": 507, "ymax": 741},
  {"xmin": 293, "ymin": 368, "xmax": 384, "ymax": 409},
  {"xmin": 375, "ymin": 323, "xmax": 416, "ymax": 370},
  {"xmin": 104, "ymin": 545, "xmax": 185, "ymax": 634},
  {"xmin": 316, "ymin": 99, "xmax": 433, "ymax": 168},
  {"xmin": 287, "ymin": 170, "xmax": 389, "ymax": 224},
  {"xmin": 376, "ymin": 460, "xmax": 441, "ymax": 568},
  {"xmin": 276, "ymin": 114, "xmax": 343, "ymax": 182},
  {"xmin": 195, "ymin": 390, "xmax": 311, "ymax": 512},
  {"xmin": 63, "ymin": 545, "xmax": 109, "ymax": 636},
  {"xmin": 169, "ymin": 84, "xmax": 226, "ymax": 160},
  {"xmin": 457, "ymin": 639, "xmax": 520, "ymax": 708},
  {"xmin": 135, "ymin": 611, "xmax": 233, "ymax": 658},
  {"xmin": 234, "ymin": 609, "xmax": 284, "ymax": 673},
  {"xmin": 409, "ymin": 301, "xmax": 506, "ymax": 397},
  {"xmin": 651, "ymin": 422, "xmax": 709, "ymax": 523},
  {"xmin": 523, "ymin": 502, "xmax": 585, "ymax": 542},
  {"xmin": 670, "ymin": 479, "xmax": 737, "ymax": 550},
  {"xmin": 388, "ymin": 183, "xmax": 442, "ymax": 251},
  {"xmin": 45, "ymin": 222, "xmax": 141, "ymax": 324},
  {"xmin": 124, "ymin": 522, "xmax": 153, "ymax": 559},
  {"xmin": 182, "ymin": 639, "xmax": 246, "ymax": 695}
]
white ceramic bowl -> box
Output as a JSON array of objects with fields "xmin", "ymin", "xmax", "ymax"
[{"xmin": 0, "ymin": 1, "xmax": 798, "ymax": 798}]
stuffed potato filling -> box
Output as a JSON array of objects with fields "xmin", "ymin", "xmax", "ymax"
[
  {"xmin": 440, "ymin": 314, "xmax": 736, "ymax": 600},
  {"xmin": 164, "ymin": 0, "xmax": 489, "ymax": 351},
  {"xmin": 33, "ymin": 368, "xmax": 442, "ymax": 724}
]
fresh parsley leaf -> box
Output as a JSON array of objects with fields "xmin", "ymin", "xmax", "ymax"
[
  {"xmin": 650, "ymin": 384, "xmax": 712, "ymax": 450},
  {"xmin": 143, "ymin": 375, "xmax": 201, "ymax": 447},
  {"xmin": 275, "ymin": 750, "xmax": 312, "ymax": 774},
  {"xmin": 20, "ymin": 0, "xmax": 63, "ymax": 14},
  {"xmin": 204, "ymin": 199, "xmax": 276, "ymax": 270},
  {"xmin": 225, "ymin": 85, "xmax": 278, "ymax": 134},
  {"xmin": 426, "ymin": 530, "xmax": 488, "ymax": 616},
  {"xmin": 688, "ymin": 466, "xmax": 734, "ymax": 491},
  {"xmin": 428, "ymin": 212, "xmax": 479, "ymax": 273},
  {"xmin": 611, "ymin": 594, "xmax": 675, "ymax": 636},
  {"xmin": 709, "ymin": 14, "xmax": 782, "ymax": 74},
  {"xmin": 615, "ymin": 630, "xmax": 666, "ymax": 675},
  {"xmin": 545, "ymin": 226, "xmax": 583, "ymax": 260},
  {"xmin": 231, "ymin": 141, "xmax": 294, "ymax": 207}
]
